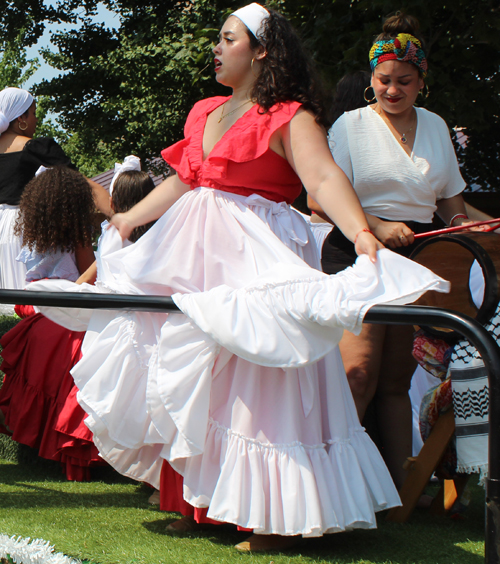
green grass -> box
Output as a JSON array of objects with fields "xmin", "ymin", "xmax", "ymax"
[
  {"xmin": 0, "ymin": 457, "xmax": 485, "ymax": 564},
  {"xmin": 0, "ymin": 315, "xmax": 19, "ymax": 338}
]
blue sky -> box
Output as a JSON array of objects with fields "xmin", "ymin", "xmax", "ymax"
[{"xmin": 25, "ymin": 2, "xmax": 118, "ymax": 88}]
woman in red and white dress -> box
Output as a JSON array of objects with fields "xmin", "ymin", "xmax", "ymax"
[{"xmin": 53, "ymin": 3, "xmax": 449, "ymax": 551}]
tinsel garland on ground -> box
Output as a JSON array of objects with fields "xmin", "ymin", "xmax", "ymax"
[{"xmin": 0, "ymin": 535, "xmax": 81, "ymax": 564}]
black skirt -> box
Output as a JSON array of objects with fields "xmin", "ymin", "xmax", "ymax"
[{"xmin": 321, "ymin": 220, "xmax": 433, "ymax": 275}]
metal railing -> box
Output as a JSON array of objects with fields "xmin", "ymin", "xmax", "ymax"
[{"xmin": 0, "ymin": 290, "xmax": 499, "ymax": 563}]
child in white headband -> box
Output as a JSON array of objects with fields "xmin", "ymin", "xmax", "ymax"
[{"xmin": 109, "ymin": 155, "xmax": 141, "ymax": 196}]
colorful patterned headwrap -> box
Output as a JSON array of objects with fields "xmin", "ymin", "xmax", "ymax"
[{"xmin": 369, "ymin": 33, "xmax": 428, "ymax": 77}]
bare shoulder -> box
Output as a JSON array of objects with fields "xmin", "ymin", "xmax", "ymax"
[
  {"xmin": 271, "ymin": 107, "xmax": 327, "ymax": 161},
  {"xmin": 0, "ymin": 134, "xmax": 31, "ymax": 154},
  {"xmin": 286, "ymin": 108, "xmax": 327, "ymax": 145},
  {"xmin": 290, "ymin": 107, "xmax": 323, "ymax": 127}
]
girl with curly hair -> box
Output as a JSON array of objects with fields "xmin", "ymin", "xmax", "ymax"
[
  {"xmin": 65, "ymin": 3, "xmax": 447, "ymax": 551},
  {"xmin": 0, "ymin": 165, "xmax": 155, "ymax": 480},
  {"xmin": 15, "ymin": 166, "xmax": 96, "ymax": 279}
]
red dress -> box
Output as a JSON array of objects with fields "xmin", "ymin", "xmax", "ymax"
[{"xmin": 0, "ymin": 314, "xmax": 103, "ymax": 481}]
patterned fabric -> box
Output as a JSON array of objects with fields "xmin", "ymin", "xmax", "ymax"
[
  {"xmin": 449, "ymin": 302, "xmax": 500, "ymax": 482},
  {"xmin": 412, "ymin": 329, "xmax": 453, "ymax": 380},
  {"xmin": 417, "ymin": 301, "xmax": 500, "ymax": 484},
  {"xmin": 369, "ymin": 33, "xmax": 428, "ymax": 77},
  {"xmin": 419, "ymin": 378, "xmax": 456, "ymax": 478},
  {"xmin": 413, "ymin": 328, "xmax": 456, "ymax": 477}
]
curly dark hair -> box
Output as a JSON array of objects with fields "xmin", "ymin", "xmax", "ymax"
[
  {"xmin": 245, "ymin": 9, "xmax": 330, "ymax": 128},
  {"xmin": 15, "ymin": 166, "xmax": 94, "ymax": 254},
  {"xmin": 111, "ymin": 171, "xmax": 156, "ymax": 242}
]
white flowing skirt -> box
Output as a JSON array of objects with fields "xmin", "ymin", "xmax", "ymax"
[
  {"xmin": 0, "ymin": 205, "xmax": 26, "ymax": 315},
  {"xmin": 35, "ymin": 188, "xmax": 449, "ymax": 536}
]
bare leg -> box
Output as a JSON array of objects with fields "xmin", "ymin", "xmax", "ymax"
[
  {"xmin": 375, "ymin": 324, "xmax": 416, "ymax": 489},
  {"xmin": 339, "ymin": 324, "xmax": 386, "ymax": 421}
]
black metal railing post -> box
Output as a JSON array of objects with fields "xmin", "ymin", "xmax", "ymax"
[{"xmin": 1, "ymin": 291, "xmax": 499, "ymax": 563}]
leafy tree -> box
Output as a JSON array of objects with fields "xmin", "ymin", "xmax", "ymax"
[
  {"xmin": 0, "ymin": 1, "xmax": 74, "ymax": 46},
  {"xmin": 27, "ymin": 0, "xmax": 500, "ymax": 187},
  {"xmin": 35, "ymin": 0, "xmax": 231, "ymax": 174},
  {"xmin": 0, "ymin": 30, "xmax": 39, "ymax": 89}
]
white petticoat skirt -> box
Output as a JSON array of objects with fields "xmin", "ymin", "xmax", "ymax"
[
  {"xmin": 0, "ymin": 204, "xmax": 27, "ymax": 315},
  {"xmin": 34, "ymin": 187, "xmax": 449, "ymax": 536}
]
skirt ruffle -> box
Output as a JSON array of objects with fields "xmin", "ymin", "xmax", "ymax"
[
  {"xmin": 55, "ymin": 188, "xmax": 449, "ymax": 533},
  {"xmin": 168, "ymin": 417, "xmax": 398, "ymax": 536},
  {"xmin": 0, "ymin": 314, "xmax": 104, "ymax": 480}
]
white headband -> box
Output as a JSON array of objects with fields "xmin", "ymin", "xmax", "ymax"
[
  {"xmin": 109, "ymin": 155, "xmax": 141, "ymax": 196},
  {"xmin": 231, "ymin": 3, "xmax": 269, "ymax": 41},
  {"xmin": 0, "ymin": 87, "xmax": 34, "ymax": 135}
]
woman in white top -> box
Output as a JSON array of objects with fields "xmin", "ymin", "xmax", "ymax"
[{"xmin": 326, "ymin": 13, "xmax": 473, "ymax": 489}]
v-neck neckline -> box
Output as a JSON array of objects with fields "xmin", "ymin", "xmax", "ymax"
[
  {"xmin": 201, "ymin": 97, "xmax": 256, "ymax": 163},
  {"xmin": 370, "ymin": 105, "xmax": 419, "ymax": 161}
]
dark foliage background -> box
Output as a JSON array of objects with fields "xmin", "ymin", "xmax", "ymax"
[{"xmin": 0, "ymin": 0, "xmax": 498, "ymax": 187}]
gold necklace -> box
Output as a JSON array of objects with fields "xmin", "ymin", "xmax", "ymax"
[
  {"xmin": 218, "ymin": 99, "xmax": 252, "ymax": 123},
  {"xmin": 377, "ymin": 107, "xmax": 416, "ymax": 145}
]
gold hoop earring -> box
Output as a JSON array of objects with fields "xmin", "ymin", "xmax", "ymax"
[
  {"xmin": 251, "ymin": 57, "xmax": 259, "ymax": 78},
  {"xmin": 18, "ymin": 121, "xmax": 28, "ymax": 131},
  {"xmin": 419, "ymin": 84, "xmax": 430, "ymax": 99},
  {"xmin": 363, "ymin": 86, "xmax": 376, "ymax": 103}
]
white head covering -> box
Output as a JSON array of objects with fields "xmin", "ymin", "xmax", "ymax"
[
  {"xmin": 231, "ymin": 3, "xmax": 269, "ymax": 41},
  {"xmin": 0, "ymin": 87, "xmax": 34, "ymax": 135},
  {"xmin": 109, "ymin": 155, "xmax": 141, "ymax": 196}
]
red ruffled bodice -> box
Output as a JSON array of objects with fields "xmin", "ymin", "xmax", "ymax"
[{"xmin": 161, "ymin": 97, "xmax": 303, "ymax": 204}]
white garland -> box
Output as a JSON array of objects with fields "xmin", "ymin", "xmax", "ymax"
[{"xmin": 0, "ymin": 535, "xmax": 81, "ymax": 564}]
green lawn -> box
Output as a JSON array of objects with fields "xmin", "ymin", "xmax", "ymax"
[{"xmin": 0, "ymin": 456, "xmax": 485, "ymax": 564}]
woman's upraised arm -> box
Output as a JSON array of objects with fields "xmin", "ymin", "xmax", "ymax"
[
  {"xmin": 282, "ymin": 108, "xmax": 381, "ymax": 262},
  {"xmin": 111, "ymin": 173, "xmax": 190, "ymax": 240}
]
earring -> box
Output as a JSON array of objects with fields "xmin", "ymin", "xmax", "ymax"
[
  {"xmin": 363, "ymin": 86, "xmax": 376, "ymax": 103},
  {"xmin": 250, "ymin": 57, "xmax": 259, "ymax": 78},
  {"xmin": 18, "ymin": 121, "xmax": 28, "ymax": 131},
  {"xmin": 419, "ymin": 84, "xmax": 430, "ymax": 99}
]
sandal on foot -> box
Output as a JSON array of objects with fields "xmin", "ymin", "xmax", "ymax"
[{"xmin": 234, "ymin": 534, "xmax": 300, "ymax": 552}]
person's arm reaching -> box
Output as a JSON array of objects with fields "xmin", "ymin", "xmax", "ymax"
[
  {"xmin": 111, "ymin": 174, "xmax": 190, "ymax": 240},
  {"xmin": 282, "ymin": 108, "xmax": 382, "ymax": 262}
]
